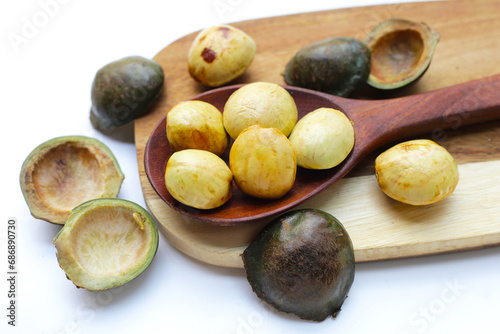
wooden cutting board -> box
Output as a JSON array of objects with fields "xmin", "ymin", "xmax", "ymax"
[{"xmin": 134, "ymin": 0, "xmax": 500, "ymax": 268}]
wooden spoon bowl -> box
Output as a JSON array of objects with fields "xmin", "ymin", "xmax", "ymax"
[{"xmin": 144, "ymin": 74, "xmax": 500, "ymax": 226}]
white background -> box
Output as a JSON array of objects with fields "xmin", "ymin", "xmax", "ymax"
[{"xmin": 2, "ymin": 0, "xmax": 500, "ymax": 333}]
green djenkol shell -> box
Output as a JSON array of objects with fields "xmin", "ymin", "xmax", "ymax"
[
  {"xmin": 284, "ymin": 37, "xmax": 371, "ymax": 97},
  {"xmin": 90, "ymin": 56, "xmax": 164, "ymax": 132},
  {"xmin": 54, "ymin": 198, "xmax": 159, "ymax": 291},
  {"xmin": 243, "ymin": 209, "xmax": 355, "ymax": 321},
  {"xmin": 19, "ymin": 136, "xmax": 124, "ymax": 224}
]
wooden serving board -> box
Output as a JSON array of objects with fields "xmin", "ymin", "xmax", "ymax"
[{"xmin": 135, "ymin": 0, "xmax": 500, "ymax": 268}]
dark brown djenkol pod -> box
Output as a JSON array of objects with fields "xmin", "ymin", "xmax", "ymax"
[
  {"xmin": 243, "ymin": 209, "xmax": 355, "ymax": 321},
  {"xmin": 284, "ymin": 37, "xmax": 371, "ymax": 97}
]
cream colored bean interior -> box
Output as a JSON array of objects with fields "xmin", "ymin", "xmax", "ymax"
[
  {"xmin": 71, "ymin": 206, "xmax": 149, "ymax": 277},
  {"xmin": 32, "ymin": 143, "xmax": 104, "ymax": 213}
]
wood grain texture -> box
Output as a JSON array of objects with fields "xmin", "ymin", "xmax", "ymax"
[
  {"xmin": 144, "ymin": 76, "xmax": 500, "ymax": 225},
  {"xmin": 135, "ymin": 0, "xmax": 500, "ymax": 267}
]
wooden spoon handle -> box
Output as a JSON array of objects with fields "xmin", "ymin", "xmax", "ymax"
[{"xmin": 349, "ymin": 74, "xmax": 500, "ymax": 152}]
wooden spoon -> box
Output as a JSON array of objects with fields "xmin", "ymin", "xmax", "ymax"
[{"xmin": 144, "ymin": 74, "xmax": 500, "ymax": 226}]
